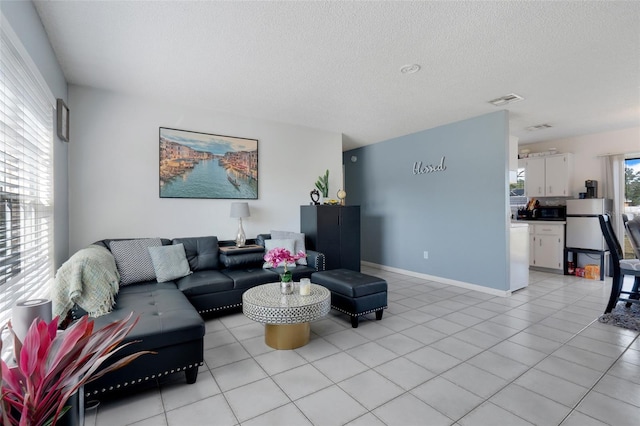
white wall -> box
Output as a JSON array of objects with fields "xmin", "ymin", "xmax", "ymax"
[
  {"xmin": 522, "ymin": 127, "xmax": 640, "ymax": 197},
  {"xmin": 68, "ymin": 86, "xmax": 343, "ymax": 254}
]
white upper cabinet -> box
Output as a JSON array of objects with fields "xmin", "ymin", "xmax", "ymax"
[
  {"xmin": 524, "ymin": 153, "xmax": 572, "ymax": 197},
  {"xmin": 524, "ymin": 157, "xmax": 546, "ymax": 197},
  {"xmin": 545, "ymin": 154, "xmax": 571, "ymax": 196}
]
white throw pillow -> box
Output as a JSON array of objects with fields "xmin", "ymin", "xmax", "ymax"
[
  {"xmin": 270, "ymin": 230, "xmax": 307, "ymax": 265},
  {"xmin": 263, "ymin": 238, "xmax": 297, "ymax": 269},
  {"xmin": 148, "ymin": 243, "xmax": 192, "ymax": 283}
]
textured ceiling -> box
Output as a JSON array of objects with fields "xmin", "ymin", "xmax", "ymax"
[{"xmin": 33, "ymin": 1, "xmax": 640, "ymax": 151}]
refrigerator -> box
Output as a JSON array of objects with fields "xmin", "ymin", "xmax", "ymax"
[{"xmin": 566, "ymin": 199, "xmax": 613, "ymax": 250}]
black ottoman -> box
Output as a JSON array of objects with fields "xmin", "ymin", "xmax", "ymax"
[{"xmin": 311, "ymin": 269, "xmax": 387, "ymax": 328}]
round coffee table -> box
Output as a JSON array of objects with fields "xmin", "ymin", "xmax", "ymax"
[{"xmin": 243, "ymin": 283, "xmax": 330, "ymax": 349}]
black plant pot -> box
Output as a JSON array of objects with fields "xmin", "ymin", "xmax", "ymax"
[{"xmin": 55, "ymin": 387, "xmax": 83, "ymax": 426}]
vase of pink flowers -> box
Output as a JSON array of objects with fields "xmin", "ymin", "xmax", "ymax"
[
  {"xmin": 280, "ymin": 277, "xmax": 294, "ymax": 295},
  {"xmin": 264, "ymin": 247, "xmax": 306, "ymax": 294}
]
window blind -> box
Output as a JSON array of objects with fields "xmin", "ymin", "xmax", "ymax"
[{"xmin": 0, "ymin": 20, "xmax": 54, "ymax": 330}]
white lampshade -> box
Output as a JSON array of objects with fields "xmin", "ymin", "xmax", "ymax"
[{"xmin": 230, "ymin": 202, "xmax": 250, "ymax": 218}]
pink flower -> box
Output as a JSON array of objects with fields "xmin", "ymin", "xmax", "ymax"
[{"xmin": 264, "ymin": 247, "xmax": 306, "ymax": 272}]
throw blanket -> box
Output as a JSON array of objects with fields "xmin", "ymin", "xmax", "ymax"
[{"xmin": 52, "ymin": 245, "xmax": 120, "ymax": 318}]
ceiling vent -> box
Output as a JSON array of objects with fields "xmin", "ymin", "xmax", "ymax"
[
  {"xmin": 488, "ymin": 93, "xmax": 524, "ymax": 106},
  {"xmin": 525, "ymin": 124, "xmax": 553, "ymax": 131}
]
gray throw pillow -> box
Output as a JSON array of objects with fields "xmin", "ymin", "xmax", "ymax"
[
  {"xmin": 270, "ymin": 230, "xmax": 307, "ymax": 265},
  {"xmin": 110, "ymin": 238, "xmax": 162, "ymax": 285},
  {"xmin": 148, "ymin": 243, "xmax": 192, "ymax": 282}
]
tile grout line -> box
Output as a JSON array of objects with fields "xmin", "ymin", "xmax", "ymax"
[
  {"xmin": 557, "ymin": 326, "xmax": 640, "ymax": 425},
  {"xmin": 454, "ymin": 293, "xmax": 638, "ymax": 425},
  {"xmin": 102, "ymin": 271, "xmax": 634, "ymax": 426},
  {"xmin": 226, "ymin": 276, "xmax": 635, "ymax": 426},
  {"xmin": 203, "ymin": 277, "xmax": 557, "ymax": 423},
  {"xmin": 219, "ymin": 312, "xmax": 355, "ymax": 425},
  {"xmin": 332, "ymin": 274, "xmax": 603, "ymax": 424},
  {"xmin": 397, "ymin": 276, "xmax": 626, "ymax": 424},
  {"xmin": 300, "ymin": 275, "xmax": 563, "ymax": 424}
]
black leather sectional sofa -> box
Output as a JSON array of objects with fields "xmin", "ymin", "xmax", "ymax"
[{"xmin": 78, "ymin": 234, "xmax": 325, "ymax": 399}]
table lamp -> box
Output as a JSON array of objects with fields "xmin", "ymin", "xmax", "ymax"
[{"xmin": 230, "ymin": 202, "xmax": 250, "ymax": 247}]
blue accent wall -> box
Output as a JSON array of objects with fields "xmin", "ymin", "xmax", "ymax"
[{"xmin": 344, "ymin": 111, "xmax": 510, "ymax": 291}]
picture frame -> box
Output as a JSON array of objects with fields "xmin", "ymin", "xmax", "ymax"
[
  {"xmin": 159, "ymin": 127, "xmax": 258, "ymax": 199},
  {"xmin": 56, "ymin": 98, "xmax": 69, "ymax": 142}
]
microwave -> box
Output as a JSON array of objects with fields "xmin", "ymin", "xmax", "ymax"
[{"xmin": 532, "ymin": 206, "xmax": 566, "ymax": 220}]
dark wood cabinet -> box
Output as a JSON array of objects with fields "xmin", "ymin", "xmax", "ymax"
[{"xmin": 300, "ymin": 205, "xmax": 360, "ymax": 271}]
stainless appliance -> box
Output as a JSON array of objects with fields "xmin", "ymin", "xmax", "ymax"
[
  {"xmin": 566, "ymin": 199, "xmax": 612, "ymax": 250},
  {"xmin": 531, "ymin": 205, "xmax": 566, "ymax": 221},
  {"xmin": 517, "ymin": 205, "xmax": 566, "ymax": 221}
]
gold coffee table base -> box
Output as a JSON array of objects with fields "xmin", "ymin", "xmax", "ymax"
[
  {"xmin": 244, "ymin": 283, "xmax": 330, "ymax": 350},
  {"xmin": 265, "ymin": 322, "xmax": 310, "ymax": 349}
]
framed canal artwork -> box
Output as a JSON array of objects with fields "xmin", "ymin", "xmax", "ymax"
[{"xmin": 159, "ymin": 127, "xmax": 258, "ymax": 199}]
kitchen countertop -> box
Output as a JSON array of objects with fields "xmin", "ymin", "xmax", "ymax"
[{"xmin": 512, "ymin": 220, "xmax": 566, "ymax": 225}]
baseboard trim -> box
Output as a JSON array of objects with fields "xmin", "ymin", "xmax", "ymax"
[
  {"xmin": 529, "ymin": 266, "xmax": 564, "ymax": 275},
  {"xmin": 361, "ymin": 261, "xmax": 511, "ymax": 297}
]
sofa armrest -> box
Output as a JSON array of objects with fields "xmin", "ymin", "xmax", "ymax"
[{"xmin": 306, "ymin": 250, "xmax": 326, "ymax": 271}]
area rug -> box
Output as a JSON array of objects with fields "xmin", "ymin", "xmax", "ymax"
[{"xmin": 598, "ymin": 303, "xmax": 640, "ymax": 332}]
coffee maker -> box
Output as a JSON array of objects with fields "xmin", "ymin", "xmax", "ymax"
[{"xmin": 585, "ymin": 180, "xmax": 598, "ymax": 198}]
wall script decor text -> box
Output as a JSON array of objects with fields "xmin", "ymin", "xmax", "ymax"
[{"xmin": 413, "ymin": 157, "xmax": 446, "ymax": 175}]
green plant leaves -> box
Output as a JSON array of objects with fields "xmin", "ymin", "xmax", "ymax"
[{"xmin": 315, "ymin": 169, "xmax": 329, "ymax": 198}]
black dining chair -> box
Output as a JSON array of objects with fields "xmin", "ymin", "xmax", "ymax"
[{"xmin": 599, "ymin": 214, "xmax": 640, "ymax": 313}]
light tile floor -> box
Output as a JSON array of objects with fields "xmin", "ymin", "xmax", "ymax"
[{"xmin": 85, "ymin": 268, "xmax": 640, "ymax": 426}]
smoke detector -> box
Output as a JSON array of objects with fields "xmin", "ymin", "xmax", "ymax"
[
  {"xmin": 488, "ymin": 93, "xmax": 524, "ymax": 106},
  {"xmin": 525, "ymin": 124, "xmax": 553, "ymax": 131}
]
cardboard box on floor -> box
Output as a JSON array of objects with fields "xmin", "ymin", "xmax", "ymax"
[{"xmin": 584, "ymin": 264, "xmax": 600, "ymax": 280}]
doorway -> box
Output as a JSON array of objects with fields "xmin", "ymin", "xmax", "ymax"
[{"xmin": 623, "ymin": 157, "xmax": 640, "ymax": 258}]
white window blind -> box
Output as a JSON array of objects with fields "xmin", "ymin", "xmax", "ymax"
[{"xmin": 0, "ymin": 19, "xmax": 54, "ymax": 329}]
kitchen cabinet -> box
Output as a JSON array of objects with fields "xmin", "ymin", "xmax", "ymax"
[
  {"xmin": 524, "ymin": 153, "xmax": 572, "ymax": 197},
  {"xmin": 545, "ymin": 155, "xmax": 571, "ymax": 196},
  {"xmin": 300, "ymin": 205, "xmax": 361, "ymax": 271},
  {"xmin": 529, "ymin": 223, "xmax": 565, "ymax": 270},
  {"xmin": 525, "ymin": 157, "xmax": 546, "ymax": 197}
]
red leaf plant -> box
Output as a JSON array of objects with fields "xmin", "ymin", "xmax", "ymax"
[{"xmin": 1, "ymin": 312, "xmax": 153, "ymax": 426}]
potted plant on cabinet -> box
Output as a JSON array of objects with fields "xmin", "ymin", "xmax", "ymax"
[
  {"xmin": 1, "ymin": 312, "xmax": 152, "ymax": 426},
  {"xmin": 315, "ymin": 170, "xmax": 329, "ymax": 200}
]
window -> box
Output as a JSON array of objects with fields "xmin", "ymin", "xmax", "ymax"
[
  {"xmin": 509, "ymin": 164, "xmax": 526, "ymax": 218},
  {"xmin": 623, "ymin": 157, "xmax": 640, "ymax": 258},
  {"xmin": 0, "ymin": 17, "xmax": 55, "ymax": 329}
]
